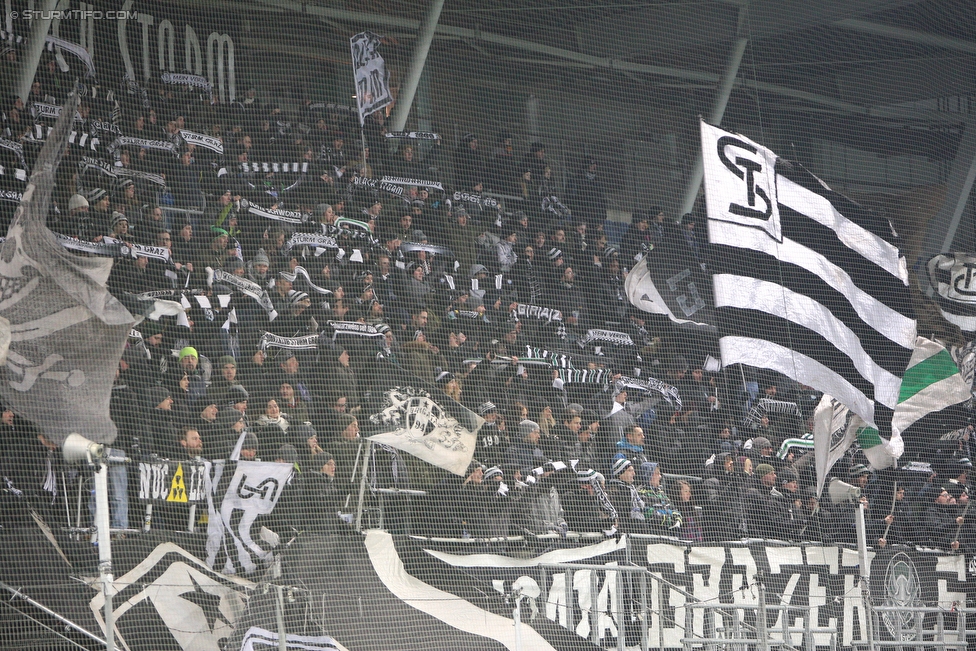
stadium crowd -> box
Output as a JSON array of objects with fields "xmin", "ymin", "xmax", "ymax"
[{"xmin": 1, "ymin": 49, "xmax": 975, "ymax": 553}]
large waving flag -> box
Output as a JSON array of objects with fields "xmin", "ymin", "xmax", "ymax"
[
  {"xmin": 702, "ymin": 120, "xmax": 916, "ymax": 433},
  {"xmin": 0, "ymin": 92, "xmax": 136, "ymax": 445}
]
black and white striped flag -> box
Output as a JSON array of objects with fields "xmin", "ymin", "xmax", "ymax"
[{"xmin": 702, "ymin": 121, "xmax": 916, "ymax": 432}]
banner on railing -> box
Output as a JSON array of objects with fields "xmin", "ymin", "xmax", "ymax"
[{"xmin": 137, "ymin": 459, "xmax": 209, "ymax": 504}]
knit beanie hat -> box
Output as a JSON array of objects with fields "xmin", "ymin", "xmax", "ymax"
[
  {"xmin": 68, "ymin": 193, "xmax": 89, "ymax": 211},
  {"xmin": 612, "ymin": 458, "xmax": 633, "ymax": 477},
  {"xmin": 519, "ymin": 419, "xmax": 540, "ymax": 439}
]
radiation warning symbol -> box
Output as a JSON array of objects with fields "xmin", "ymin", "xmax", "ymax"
[{"xmin": 166, "ymin": 463, "xmax": 188, "ymax": 503}]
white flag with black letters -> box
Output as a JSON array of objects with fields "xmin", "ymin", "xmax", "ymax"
[
  {"xmin": 349, "ymin": 32, "xmax": 393, "ymax": 123},
  {"xmin": 702, "ymin": 120, "xmax": 916, "ymax": 433}
]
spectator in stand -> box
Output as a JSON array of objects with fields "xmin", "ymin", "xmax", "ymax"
[
  {"xmin": 636, "ymin": 461, "xmax": 682, "ymax": 534},
  {"xmin": 607, "ymin": 458, "xmax": 650, "ymax": 533},
  {"xmin": 393, "ymin": 144, "xmax": 422, "ymax": 178},
  {"xmin": 924, "ymin": 486, "xmax": 964, "ymax": 551},
  {"xmin": 505, "ymin": 420, "xmax": 549, "ymax": 469},
  {"xmin": 563, "ymin": 468, "xmax": 617, "ymax": 534},
  {"xmin": 874, "ymin": 484, "xmax": 913, "ymax": 547},
  {"xmin": 567, "ymin": 158, "xmax": 607, "ymax": 230},
  {"xmin": 614, "ymin": 425, "xmax": 650, "ymax": 468},
  {"xmin": 673, "ymin": 480, "xmax": 703, "ymax": 542},
  {"xmin": 523, "ymin": 142, "xmax": 547, "ymax": 180},
  {"xmin": 455, "ymin": 133, "xmax": 485, "ymax": 193},
  {"xmin": 489, "ymin": 132, "xmax": 517, "ymax": 195}
]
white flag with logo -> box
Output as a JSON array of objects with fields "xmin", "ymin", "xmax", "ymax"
[
  {"xmin": 702, "ymin": 119, "xmax": 916, "ymax": 433},
  {"xmin": 366, "ymin": 364, "xmax": 483, "ymax": 476},
  {"xmin": 206, "ymin": 461, "xmax": 294, "ymax": 575}
]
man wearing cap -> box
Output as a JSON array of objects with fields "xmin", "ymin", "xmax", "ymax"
[
  {"xmin": 209, "ymin": 355, "xmax": 242, "ymax": 405},
  {"xmin": 239, "ymin": 431, "xmax": 260, "ymax": 461},
  {"xmin": 198, "ymin": 226, "xmax": 232, "ymax": 269},
  {"xmin": 563, "ymin": 468, "xmax": 618, "ymax": 534},
  {"xmin": 504, "ymin": 420, "xmax": 549, "ymax": 470},
  {"xmin": 607, "ymin": 458, "xmax": 649, "ymax": 533},
  {"xmin": 175, "ymin": 345, "xmax": 209, "ymax": 396},
  {"xmin": 824, "ymin": 464, "xmax": 882, "ymax": 546},
  {"xmin": 924, "ymin": 486, "xmax": 966, "ymax": 551},
  {"xmin": 746, "ymin": 463, "xmax": 793, "ymax": 539},
  {"xmin": 270, "ymin": 290, "xmax": 314, "ymax": 337},
  {"xmin": 271, "ymin": 270, "xmax": 296, "ymax": 312},
  {"xmin": 62, "ymin": 193, "xmax": 90, "ymax": 239},
  {"xmin": 107, "ymin": 211, "xmax": 130, "ymax": 240},
  {"xmin": 476, "ymin": 402, "xmax": 507, "ymax": 466},
  {"xmin": 247, "ymin": 249, "xmax": 272, "ymax": 286},
  {"xmin": 748, "ymin": 436, "xmax": 781, "ymax": 470},
  {"xmin": 495, "ymin": 230, "xmax": 518, "ymax": 273},
  {"xmin": 636, "ymin": 461, "xmax": 683, "ymax": 533},
  {"xmin": 87, "ymin": 187, "xmax": 112, "ymax": 238}
]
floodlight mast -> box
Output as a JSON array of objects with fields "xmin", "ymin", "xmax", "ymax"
[{"xmin": 63, "ymin": 433, "xmax": 116, "ymax": 651}]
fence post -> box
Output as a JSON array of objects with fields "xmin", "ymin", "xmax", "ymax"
[
  {"xmin": 590, "ymin": 570, "xmax": 600, "ymax": 645},
  {"xmin": 640, "ymin": 573, "xmax": 649, "ymax": 651},
  {"xmin": 756, "ymin": 571, "xmax": 769, "ymax": 651},
  {"xmin": 275, "ymin": 584, "xmax": 287, "ymax": 651}
]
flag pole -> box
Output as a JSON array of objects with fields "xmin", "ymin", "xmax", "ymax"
[
  {"xmin": 354, "ymin": 440, "xmax": 372, "ymax": 532},
  {"xmin": 854, "ymin": 501, "xmax": 875, "ymax": 651},
  {"xmin": 93, "ymin": 459, "xmax": 116, "ymax": 651},
  {"xmin": 881, "ymin": 482, "xmax": 897, "ymax": 542}
]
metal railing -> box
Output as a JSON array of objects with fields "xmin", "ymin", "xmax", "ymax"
[
  {"xmin": 856, "ymin": 606, "xmax": 973, "ymax": 651},
  {"xmin": 680, "ymin": 600, "xmax": 838, "ymax": 651}
]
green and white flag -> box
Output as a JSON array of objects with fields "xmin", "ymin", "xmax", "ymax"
[{"xmin": 815, "ymin": 337, "xmax": 970, "ymax": 492}]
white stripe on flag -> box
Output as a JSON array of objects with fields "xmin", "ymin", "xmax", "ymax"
[
  {"xmin": 777, "ymin": 174, "xmax": 904, "ymax": 279},
  {"xmin": 708, "ymin": 219, "xmax": 915, "ymax": 347},
  {"xmin": 720, "ymin": 336, "xmax": 876, "ymax": 425},
  {"xmin": 714, "ymin": 274, "xmax": 902, "ymax": 408}
]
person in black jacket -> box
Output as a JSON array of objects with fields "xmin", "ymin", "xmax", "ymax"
[
  {"xmin": 924, "ymin": 487, "xmax": 964, "ymax": 551},
  {"xmin": 454, "ymin": 133, "xmax": 485, "ymax": 191}
]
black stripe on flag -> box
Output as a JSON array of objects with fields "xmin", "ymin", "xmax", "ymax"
[
  {"xmin": 715, "ymin": 306, "xmax": 880, "ymax": 399},
  {"xmin": 778, "ymin": 205, "xmax": 911, "ymax": 317},
  {"xmin": 717, "ymin": 244, "xmax": 909, "ymax": 377},
  {"xmin": 777, "ymin": 160, "xmax": 898, "ymax": 244}
]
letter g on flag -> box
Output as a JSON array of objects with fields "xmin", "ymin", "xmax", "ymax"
[{"xmin": 701, "ymin": 121, "xmax": 782, "ymax": 242}]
